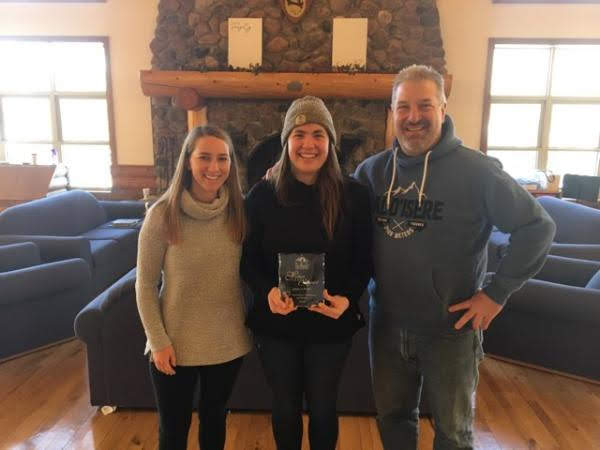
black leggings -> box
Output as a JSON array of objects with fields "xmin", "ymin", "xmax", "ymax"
[
  {"xmin": 256, "ymin": 335, "xmax": 352, "ymax": 450},
  {"xmin": 149, "ymin": 356, "xmax": 243, "ymax": 450}
]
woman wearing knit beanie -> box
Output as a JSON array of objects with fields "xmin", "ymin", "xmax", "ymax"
[
  {"xmin": 241, "ymin": 96, "xmax": 373, "ymax": 450},
  {"xmin": 136, "ymin": 125, "xmax": 252, "ymax": 450}
]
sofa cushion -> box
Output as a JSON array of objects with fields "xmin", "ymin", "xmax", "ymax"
[
  {"xmin": 0, "ymin": 190, "xmax": 107, "ymax": 236},
  {"xmin": 89, "ymin": 239, "xmax": 121, "ymax": 269},
  {"xmin": 0, "ymin": 258, "xmax": 90, "ymax": 305},
  {"xmin": 586, "ymin": 271, "xmax": 600, "ymax": 290},
  {"xmin": 0, "ymin": 242, "xmax": 41, "ymax": 272},
  {"xmin": 83, "ymin": 227, "xmax": 138, "ymax": 252},
  {"xmin": 504, "ymin": 279, "xmax": 600, "ymax": 324},
  {"xmin": 549, "ymin": 243, "xmax": 600, "ymax": 262},
  {"xmin": 535, "ymin": 255, "xmax": 600, "ymax": 287}
]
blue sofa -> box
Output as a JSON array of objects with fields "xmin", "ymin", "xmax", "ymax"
[
  {"xmin": 74, "ymin": 268, "xmax": 378, "ymax": 413},
  {"xmin": 0, "ymin": 242, "xmax": 91, "ymax": 360},
  {"xmin": 0, "ymin": 190, "xmax": 144, "ymax": 297},
  {"xmin": 484, "ymin": 255, "xmax": 600, "ymax": 380},
  {"xmin": 489, "ymin": 196, "xmax": 600, "ymax": 271}
]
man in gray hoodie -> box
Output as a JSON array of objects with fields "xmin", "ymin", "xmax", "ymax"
[{"xmin": 354, "ymin": 65, "xmax": 555, "ymax": 450}]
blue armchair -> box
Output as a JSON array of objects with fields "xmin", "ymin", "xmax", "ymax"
[
  {"xmin": 0, "ymin": 190, "xmax": 144, "ymax": 297},
  {"xmin": 0, "ymin": 242, "xmax": 91, "ymax": 360},
  {"xmin": 484, "ymin": 255, "xmax": 600, "ymax": 381}
]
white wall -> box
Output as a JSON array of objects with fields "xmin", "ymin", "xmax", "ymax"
[
  {"xmin": 0, "ymin": 0, "xmax": 157, "ymax": 165},
  {"xmin": 437, "ymin": 0, "xmax": 600, "ymax": 149}
]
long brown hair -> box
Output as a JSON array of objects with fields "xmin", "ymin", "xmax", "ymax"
[
  {"xmin": 154, "ymin": 125, "xmax": 246, "ymax": 245},
  {"xmin": 272, "ymin": 135, "xmax": 343, "ymax": 240}
]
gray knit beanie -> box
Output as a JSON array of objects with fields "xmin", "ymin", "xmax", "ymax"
[{"xmin": 280, "ymin": 96, "xmax": 337, "ymax": 147}]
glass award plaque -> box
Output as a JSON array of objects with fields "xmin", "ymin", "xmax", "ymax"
[{"xmin": 278, "ymin": 253, "xmax": 325, "ymax": 308}]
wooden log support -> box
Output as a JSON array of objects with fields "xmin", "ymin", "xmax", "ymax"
[
  {"xmin": 174, "ymin": 87, "xmax": 202, "ymax": 110},
  {"xmin": 385, "ymin": 108, "xmax": 395, "ymax": 149},
  {"xmin": 187, "ymin": 107, "xmax": 208, "ymax": 129},
  {"xmin": 140, "ymin": 70, "xmax": 453, "ymax": 102}
]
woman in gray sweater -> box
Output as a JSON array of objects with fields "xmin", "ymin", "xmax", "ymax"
[{"xmin": 136, "ymin": 125, "xmax": 252, "ymax": 450}]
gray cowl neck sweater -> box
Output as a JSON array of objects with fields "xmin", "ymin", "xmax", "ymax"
[{"xmin": 136, "ymin": 188, "xmax": 252, "ymax": 365}]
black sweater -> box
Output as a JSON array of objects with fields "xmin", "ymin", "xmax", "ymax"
[{"xmin": 241, "ymin": 177, "xmax": 373, "ymax": 341}]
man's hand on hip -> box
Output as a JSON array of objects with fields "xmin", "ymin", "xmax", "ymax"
[{"xmin": 448, "ymin": 290, "xmax": 503, "ymax": 331}]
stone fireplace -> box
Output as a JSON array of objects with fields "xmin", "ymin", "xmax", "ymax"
[{"xmin": 147, "ymin": 0, "xmax": 448, "ymax": 192}]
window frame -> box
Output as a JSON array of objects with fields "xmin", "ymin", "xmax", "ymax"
[
  {"xmin": 481, "ymin": 38, "xmax": 600, "ymax": 177},
  {"xmin": 0, "ymin": 36, "xmax": 117, "ymax": 190}
]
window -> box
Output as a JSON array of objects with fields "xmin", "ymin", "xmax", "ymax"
[
  {"xmin": 0, "ymin": 38, "xmax": 114, "ymax": 190},
  {"xmin": 482, "ymin": 40, "xmax": 600, "ymax": 182}
]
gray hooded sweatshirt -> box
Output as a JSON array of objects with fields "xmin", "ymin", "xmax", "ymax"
[{"xmin": 354, "ymin": 115, "xmax": 555, "ymax": 333}]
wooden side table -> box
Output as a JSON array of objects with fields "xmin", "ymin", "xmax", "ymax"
[
  {"xmin": 527, "ymin": 190, "xmax": 561, "ymax": 198},
  {"xmin": 0, "ymin": 164, "xmax": 56, "ymax": 210}
]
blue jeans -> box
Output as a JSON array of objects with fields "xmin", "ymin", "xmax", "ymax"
[
  {"xmin": 369, "ymin": 309, "xmax": 484, "ymax": 450},
  {"xmin": 255, "ymin": 335, "xmax": 352, "ymax": 450}
]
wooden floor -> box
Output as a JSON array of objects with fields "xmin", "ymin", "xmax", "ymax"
[{"xmin": 1, "ymin": 341, "xmax": 599, "ymax": 449}]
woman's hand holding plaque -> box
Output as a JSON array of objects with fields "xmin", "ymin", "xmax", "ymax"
[
  {"xmin": 309, "ymin": 290, "xmax": 349, "ymax": 319},
  {"xmin": 267, "ymin": 287, "xmax": 297, "ymax": 315}
]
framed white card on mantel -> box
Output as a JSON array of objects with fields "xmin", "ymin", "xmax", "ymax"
[
  {"xmin": 228, "ymin": 18, "xmax": 262, "ymax": 69},
  {"xmin": 332, "ymin": 18, "xmax": 368, "ymax": 69}
]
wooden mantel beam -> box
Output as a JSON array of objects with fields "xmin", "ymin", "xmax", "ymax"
[{"xmin": 140, "ymin": 70, "xmax": 453, "ymax": 105}]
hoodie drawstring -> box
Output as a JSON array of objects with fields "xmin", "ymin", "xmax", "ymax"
[
  {"xmin": 418, "ymin": 150, "xmax": 431, "ymax": 207},
  {"xmin": 385, "ymin": 149, "xmax": 432, "ymax": 210},
  {"xmin": 385, "ymin": 146, "xmax": 399, "ymax": 211}
]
